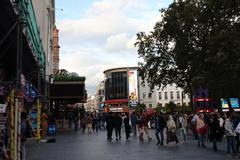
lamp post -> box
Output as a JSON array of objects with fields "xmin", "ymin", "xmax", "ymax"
[{"xmin": 181, "ymin": 92, "xmax": 184, "ymax": 113}]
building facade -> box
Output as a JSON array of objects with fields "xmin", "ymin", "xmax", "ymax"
[
  {"xmin": 103, "ymin": 67, "xmax": 190, "ymax": 111},
  {"xmin": 32, "ymin": 0, "xmax": 56, "ymax": 76},
  {"xmin": 104, "ymin": 67, "xmax": 138, "ymax": 112},
  {"xmin": 138, "ymin": 81, "xmax": 191, "ymax": 108},
  {"xmin": 52, "ymin": 25, "xmax": 60, "ymax": 74}
]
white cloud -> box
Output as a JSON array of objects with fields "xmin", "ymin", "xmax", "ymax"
[
  {"xmin": 105, "ymin": 33, "xmax": 136, "ymax": 52},
  {"xmin": 57, "ymin": 0, "xmax": 172, "ymax": 95}
]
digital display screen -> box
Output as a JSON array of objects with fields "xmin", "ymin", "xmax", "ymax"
[
  {"xmin": 221, "ymin": 98, "xmax": 229, "ymax": 109},
  {"xmin": 230, "ymin": 98, "xmax": 239, "ymax": 108}
]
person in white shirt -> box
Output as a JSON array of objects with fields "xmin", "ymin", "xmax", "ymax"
[{"xmin": 191, "ymin": 113, "xmax": 198, "ymax": 140}]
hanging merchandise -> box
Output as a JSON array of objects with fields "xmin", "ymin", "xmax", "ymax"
[
  {"xmin": 0, "ymin": 104, "xmax": 8, "ymax": 160},
  {"xmin": 36, "ymin": 99, "xmax": 41, "ymax": 143},
  {"xmin": 0, "ymin": 84, "xmax": 12, "ymax": 160}
]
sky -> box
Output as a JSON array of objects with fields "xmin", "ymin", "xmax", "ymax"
[{"xmin": 55, "ymin": 0, "xmax": 173, "ymax": 95}]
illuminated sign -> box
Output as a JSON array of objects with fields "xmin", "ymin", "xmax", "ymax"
[
  {"xmin": 230, "ymin": 98, "xmax": 239, "ymax": 108},
  {"xmin": 221, "ymin": 98, "xmax": 229, "ymax": 109},
  {"xmin": 128, "ymin": 69, "xmax": 138, "ymax": 107}
]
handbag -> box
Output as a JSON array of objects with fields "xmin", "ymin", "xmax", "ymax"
[{"xmin": 235, "ymin": 122, "xmax": 240, "ymax": 134}]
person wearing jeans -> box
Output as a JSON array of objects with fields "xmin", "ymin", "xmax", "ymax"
[{"xmin": 225, "ymin": 111, "xmax": 237, "ymax": 156}]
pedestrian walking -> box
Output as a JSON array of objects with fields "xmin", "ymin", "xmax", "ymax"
[
  {"xmin": 177, "ymin": 113, "xmax": 187, "ymax": 142},
  {"xmin": 166, "ymin": 115, "xmax": 179, "ymax": 144},
  {"xmin": 196, "ymin": 113, "xmax": 207, "ymax": 147},
  {"xmin": 92, "ymin": 112, "xmax": 99, "ymax": 132},
  {"xmin": 155, "ymin": 112, "xmax": 166, "ymax": 145},
  {"xmin": 86, "ymin": 113, "xmax": 93, "ymax": 134},
  {"xmin": 106, "ymin": 112, "xmax": 114, "ymax": 140},
  {"xmin": 209, "ymin": 114, "xmax": 220, "ymax": 152},
  {"xmin": 130, "ymin": 111, "xmax": 138, "ymax": 136},
  {"xmin": 115, "ymin": 113, "xmax": 122, "ymax": 141},
  {"xmin": 225, "ymin": 111, "xmax": 237, "ymax": 157},
  {"xmin": 138, "ymin": 111, "xmax": 152, "ymax": 141},
  {"xmin": 123, "ymin": 113, "xmax": 131, "ymax": 141},
  {"xmin": 191, "ymin": 113, "xmax": 198, "ymax": 140}
]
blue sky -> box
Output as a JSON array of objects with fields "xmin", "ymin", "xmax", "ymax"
[{"xmin": 55, "ymin": 0, "xmax": 173, "ymax": 95}]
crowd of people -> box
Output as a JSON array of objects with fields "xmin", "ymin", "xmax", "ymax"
[
  {"xmin": 83, "ymin": 109, "xmax": 240, "ymax": 158},
  {"xmin": 20, "ymin": 107, "xmax": 240, "ymax": 159}
]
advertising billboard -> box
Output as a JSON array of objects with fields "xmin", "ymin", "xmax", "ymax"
[
  {"xmin": 221, "ymin": 98, "xmax": 240, "ymax": 112},
  {"xmin": 221, "ymin": 98, "xmax": 229, "ymax": 109},
  {"xmin": 128, "ymin": 69, "xmax": 138, "ymax": 107},
  {"xmin": 230, "ymin": 98, "xmax": 240, "ymax": 108}
]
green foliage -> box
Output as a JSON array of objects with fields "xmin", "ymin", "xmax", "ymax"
[
  {"xmin": 54, "ymin": 75, "xmax": 86, "ymax": 82},
  {"xmin": 135, "ymin": 0, "xmax": 240, "ymax": 104},
  {"xmin": 135, "ymin": 103, "xmax": 146, "ymax": 114},
  {"xmin": 163, "ymin": 101, "xmax": 176, "ymax": 113},
  {"xmin": 155, "ymin": 106, "xmax": 162, "ymax": 113}
]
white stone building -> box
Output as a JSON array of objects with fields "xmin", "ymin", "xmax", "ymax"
[
  {"xmin": 138, "ymin": 79, "xmax": 191, "ymax": 108},
  {"xmin": 32, "ymin": 0, "xmax": 56, "ymax": 76}
]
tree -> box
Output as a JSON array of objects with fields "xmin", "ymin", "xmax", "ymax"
[
  {"xmin": 164, "ymin": 101, "xmax": 176, "ymax": 113},
  {"xmin": 135, "ymin": 103, "xmax": 146, "ymax": 114},
  {"xmin": 135, "ymin": 0, "xmax": 240, "ymax": 107}
]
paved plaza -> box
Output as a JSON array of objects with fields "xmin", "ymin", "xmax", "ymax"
[{"xmin": 26, "ymin": 130, "xmax": 237, "ymax": 160}]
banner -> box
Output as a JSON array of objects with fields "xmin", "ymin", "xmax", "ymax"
[
  {"xmin": 0, "ymin": 104, "xmax": 7, "ymax": 113},
  {"xmin": 128, "ymin": 69, "xmax": 138, "ymax": 107}
]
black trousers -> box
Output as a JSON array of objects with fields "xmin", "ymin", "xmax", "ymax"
[
  {"xmin": 115, "ymin": 126, "xmax": 121, "ymax": 138},
  {"xmin": 107, "ymin": 126, "xmax": 113, "ymax": 139},
  {"xmin": 125, "ymin": 125, "xmax": 131, "ymax": 140}
]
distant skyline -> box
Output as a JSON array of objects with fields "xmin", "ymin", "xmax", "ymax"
[{"xmin": 56, "ymin": 0, "xmax": 173, "ymax": 95}]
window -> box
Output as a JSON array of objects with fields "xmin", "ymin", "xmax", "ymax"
[
  {"xmin": 182, "ymin": 92, "xmax": 185, "ymax": 99},
  {"xmin": 201, "ymin": 92, "xmax": 206, "ymax": 97},
  {"xmin": 158, "ymin": 103, "xmax": 162, "ymax": 107},
  {"xmin": 177, "ymin": 103, "xmax": 180, "ymax": 106},
  {"xmin": 164, "ymin": 92, "xmax": 168, "ymax": 100},
  {"xmin": 177, "ymin": 91, "xmax": 180, "ymax": 99},
  {"xmin": 148, "ymin": 93, "xmax": 152, "ymax": 99},
  {"xmin": 183, "ymin": 103, "xmax": 186, "ymax": 106},
  {"xmin": 143, "ymin": 93, "xmax": 146, "ymax": 99},
  {"xmin": 170, "ymin": 83, "xmax": 173, "ymax": 86},
  {"xmin": 149, "ymin": 104, "xmax": 152, "ymax": 108},
  {"xmin": 158, "ymin": 92, "xmax": 162, "ymax": 100},
  {"xmin": 170, "ymin": 92, "xmax": 173, "ymax": 100}
]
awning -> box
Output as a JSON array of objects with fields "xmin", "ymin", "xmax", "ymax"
[{"xmin": 104, "ymin": 99, "xmax": 128, "ymax": 104}]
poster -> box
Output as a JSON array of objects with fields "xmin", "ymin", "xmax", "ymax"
[
  {"xmin": 30, "ymin": 108, "xmax": 37, "ymax": 129},
  {"xmin": 128, "ymin": 69, "xmax": 138, "ymax": 107}
]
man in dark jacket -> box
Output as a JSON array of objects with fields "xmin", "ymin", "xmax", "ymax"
[
  {"xmin": 115, "ymin": 113, "xmax": 122, "ymax": 140},
  {"xmin": 106, "ymin": 112, "xmax": 114, "ymax": 140},
  {"xmin": 155, "ymin": 112, "xmax": 166, "ymax": 145}
]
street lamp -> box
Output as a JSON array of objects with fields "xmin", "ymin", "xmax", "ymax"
[{"xmin": 181, "ymin": 92, "xmax": 184, "ymax": 113}]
